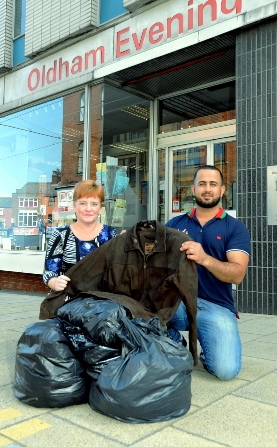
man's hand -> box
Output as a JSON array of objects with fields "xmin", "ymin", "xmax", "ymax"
[{"xmin": 180, "ymin": 241, "xmax": 207, "ymax": 265}]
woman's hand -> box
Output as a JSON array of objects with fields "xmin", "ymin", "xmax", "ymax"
[{"xmin": 48, "ymin": 275, "xmax": 71, "ymax": 292}]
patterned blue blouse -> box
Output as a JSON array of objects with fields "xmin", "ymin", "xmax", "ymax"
[{"xmin": 43, "ymin": 224, "xmax": 117, "ymax": 285}]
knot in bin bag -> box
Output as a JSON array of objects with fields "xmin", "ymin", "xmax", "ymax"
[
  {"xmin": 57, "ymin": 296, "xmax": 130, "ymax": 380},
  {"xmin": 89, "ymin": 317, "xmax": 193, "ymax": 423},
  {"xmin": 14, "ymin": 318, "xmax": 88, "ymax": 408},
  {"xmin": 57, "ymin": 295, "xmax": 130, "ymax": 348}
]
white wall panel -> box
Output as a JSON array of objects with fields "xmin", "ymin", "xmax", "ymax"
[
  {"xmin": 25, "ymin": 0, "xmax": 99, "ymax": 57},
  {"xmin": 0, "ymin": 0, "xmax": 13, "ymax": 71}
]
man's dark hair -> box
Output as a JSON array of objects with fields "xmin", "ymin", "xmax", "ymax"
[{"xmin": 193, "ymin": 165, "xmax": 224, "ymax": 185}]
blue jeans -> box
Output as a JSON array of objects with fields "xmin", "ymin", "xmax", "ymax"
[{"xmin": 169, "ymin": 298, "xmax": 242, "ymax": 381}]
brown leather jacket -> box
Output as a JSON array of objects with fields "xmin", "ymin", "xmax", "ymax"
[{"xmin": 40, "ymin": 220, "xmax": 198, "ymax": 363}]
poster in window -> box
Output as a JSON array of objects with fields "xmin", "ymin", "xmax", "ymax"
[{"xmin": 172, "ymin": 199, "xmax": 180, "ymax": 212}]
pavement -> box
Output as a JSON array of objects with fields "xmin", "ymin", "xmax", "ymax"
[{"xmin": 0, "ymin": 289, "xmax": 277, "ymax": 447}]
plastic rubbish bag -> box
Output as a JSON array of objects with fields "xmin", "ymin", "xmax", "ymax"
[
  {"xmin": 14, "ymin": 318, "xmax": 88, "ymax": 408},
  {"xmin": 60, "ymin": 320, "xmax": 121, "ymax": 380},
  {"xmin": 89, "ymin": 317, "xmax": 193, "ymax": 423},
  {"xmin": 57, "ymin": 294, "xmax": 130, "ymax": 347},
  {"xmin": 57, "ymin": 295, "xmax": 130, "ymax": 379}
]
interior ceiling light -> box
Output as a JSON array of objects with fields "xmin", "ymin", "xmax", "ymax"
[
  {"xmin": 110, "ymin": 143, "xmax": 147, "ymax": 153},
  {"xmin": 121, "ymin": 104, "xmax": 150, "ymax": 120}
]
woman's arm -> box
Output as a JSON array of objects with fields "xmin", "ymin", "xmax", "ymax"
[{"xmin": 43, "ymin": 228, "xmax": 71, "ymax": 290}]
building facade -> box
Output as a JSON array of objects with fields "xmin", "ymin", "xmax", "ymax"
[{"xmin": 0, "ymin": 0, "xmax": 277, "ymax": 314}]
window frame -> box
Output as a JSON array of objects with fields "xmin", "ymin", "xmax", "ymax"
[
  {"xmin": 13, "ymin": 0, "xmax": 28, "ymax": 66},
  {"xmin": 18, "ymin": 211, "xmax": 38, "ymax": 227},
  {"xmin": 18, "ymin": 198, "xmax": 38, "ymax": 208}
]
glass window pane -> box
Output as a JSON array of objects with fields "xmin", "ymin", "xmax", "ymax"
[
  {"xmin": 158, "ymin": 149, "xmax": 166, "ymax": 224},
  {"xmin": 159, "ymin": 81, "xmax": 236, "ymax": 134},
  {"xmin": 78, "ymin": 142, "xmax": 84, "ymax": 174},
  {"xmin": 14, "ymin": 0, "xmax": 26, "ymax": 37},
  {"xmin": 0, "ymin": 90, "xmax": 84, "ymax": 250},
  {"xmin": 98, "ymin": 84, "xmax": 150, "ymax": 229},
  {"xmin": 100, "ymin": 0, "xmax": 127, "ymax": 23},
  {"xmin": 214, "ymin": 141, "xmax": 236, "ymax": 210},
  {"xmin": 172, "ymin": 146, "xmax": 207, "ymax": 214},
  {"xmin": 13, "ymin": 36, "xmax": 28, "ymax": 66},
  {"xmin": 79, "ymin": 92, "xmax": 85, "ymax": 123}
]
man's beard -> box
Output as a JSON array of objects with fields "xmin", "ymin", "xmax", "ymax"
[{"xmin": 194, "ymin": 196, "xmax": 221, "ymax": 209}]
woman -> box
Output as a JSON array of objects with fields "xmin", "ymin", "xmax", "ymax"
[{"xmin": 43, "ymin": 180, "xmax": 117, "ymax": 292}]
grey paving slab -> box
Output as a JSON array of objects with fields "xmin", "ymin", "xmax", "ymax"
[
  {"xmin": 242, "ymin": 339, "xmax": 277, "ymax": 361},
  {"xmin": 0, "ymin": 339, "xmax": 17, "ymax": 354},
  {"xmin": 53, "ymin": 404, "xmax": 175, "ymax": 445},
  {"xmin": 232, "ymin": 371, "xmax": 277, "ymax": 406},
  {"xmin": 239, "ymin": 356, "xmax": 277, "ymax": 381},
  {"xmin": 0, "ymin": 340, "xmax": 17, "ymax": 387},
  {"xmin": 0, "ymin": 326, "xmax": 27, "ymax": 341},
  {"xmin": 258, "ymin": 333, "xmax": 277, "ymax": 343},
  {"xmin": 240, "ymin": 331, "xmax": 263, "ymax": 343},
  {"xmin": 238, "ymin": 313, "xmax": 261, "ymax": 321},
  {"xmin": 0, "ymin": 312, "xmax": 38, "ymax": 321},
  {"xmin": 191, "ymin": 369, "xmax": 248, "ymax": 407},
  {"xmin": 173, "ymin": 395, "xmax": 277, "ymax": 447},
  {"xmin": 131, "ymin": 426, "xmax": 225, "ymax": 447},
  {"xmin": 239, "ymin": 315, "xmax": 277, "ymax": 335}
]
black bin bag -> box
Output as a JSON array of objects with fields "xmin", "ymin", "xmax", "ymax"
[
  {"xmin": 57, "ymin": 294, "xmax": 130, "ymax": 347},
  {"xmin": 57, "ymin": 295, "xmax": 130, "ymax": 380},
  {"xmin": 89, "ymin": 317, "xmax": 194, "ymax": 423},
  {"xmin": 14, "ymin": 318, "xmax": 88, "ymax": 408}
]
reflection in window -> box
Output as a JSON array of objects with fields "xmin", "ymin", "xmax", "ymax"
[
  {"xmin": 158, "ymin": 149, "xmax": 166, "ymax": 224},
  {"xmin": 19, "ymin": 198, "xmax": 38, "ymax": 207},
  {"xmin": 159, "ymin": 81, "xmax": 236, "ymax": 134},
  {"xmin": 172, "ymin": 147, "xmax": 207, "ymax": 214},
  {"xmin": 19, "ymin": 211, "xmax": 37, "ymax": 227},
  {"xmin": 100, "ymin": 84, "xmax": 150, "ymax": 229},
  {"xmin": 214, "ymin": 141, "xmax": 236, "ymax": 210},
  {"xmin": 0, "ymin": 91, "xmax": 85, "ymax": 250},
  {"xmin": 78, "ymin": 142, "xmax": 84, "ymax": 174},
  {"xmin": 79, "ymin": 92, "xmax": 85, "ymax": 123}
]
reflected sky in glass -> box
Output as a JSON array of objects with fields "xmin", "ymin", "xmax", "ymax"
[{"xmin": 0, "ymin": 99, "xmax": 63, "ymax": 196}]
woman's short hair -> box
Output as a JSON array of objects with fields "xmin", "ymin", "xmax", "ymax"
[{"xmin": 73, "ymin": 180, "xmax": 105, "ymax": 203}]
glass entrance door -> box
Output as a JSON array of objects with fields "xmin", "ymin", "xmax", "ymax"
[
  {"xmin": 158, "ymin": 138, "xmax": 236, "ymax": 224},
  {"xmin": 168, "ymin": 144, "xmax": 207, "ymax": 221}
]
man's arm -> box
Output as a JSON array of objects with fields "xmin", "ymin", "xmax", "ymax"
[{"xmin": 181, "ymin": 240, "xmax": 249, "ymax": 284}]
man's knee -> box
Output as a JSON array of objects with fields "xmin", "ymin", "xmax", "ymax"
[{"xmin": 209, "ymin": 363, "xmax": 241, "ymax": 381}]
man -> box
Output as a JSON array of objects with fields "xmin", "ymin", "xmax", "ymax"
[{"xmin": 166, "ymin": 165, "xmax": 250, "ymax": 381}]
